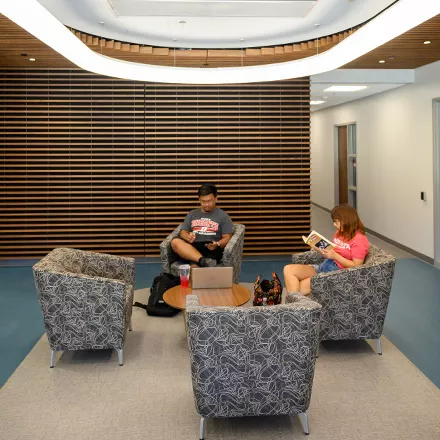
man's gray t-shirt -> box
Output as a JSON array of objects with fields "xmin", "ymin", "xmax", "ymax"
[{"xmin": 181, "ymin": 208, "xmax": 233, "ymax": 242}]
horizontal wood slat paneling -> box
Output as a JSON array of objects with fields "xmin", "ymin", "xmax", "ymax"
[{"xmin": 0, "ymin": 70, "xmax": 311, "ymax": 258}]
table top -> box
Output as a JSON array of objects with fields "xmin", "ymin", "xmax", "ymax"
[{"xmin": 163, "ymin": 283, "xmax": 251, "ymax": 310}]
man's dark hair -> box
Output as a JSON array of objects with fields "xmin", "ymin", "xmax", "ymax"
[{"xmin": 198, "ymin": 183, "xmax": 217, "ymax": 197}]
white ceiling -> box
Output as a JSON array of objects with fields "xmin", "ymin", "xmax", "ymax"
[
  {"xmin": 38, "ymin": 0, "xmax": 396, "ymax": 48},
  {"xmin": 310, "ymin": 69, "xmax": 414, "ymax": 112}
]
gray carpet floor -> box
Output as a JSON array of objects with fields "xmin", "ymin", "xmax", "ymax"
[{"xmin": 0, "ymin": 284, "xmax": 439, "ymax": 440}]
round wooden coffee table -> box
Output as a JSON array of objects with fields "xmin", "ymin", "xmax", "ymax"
[{"xmin": 163, "ymin": 284, "xmax": 251, "ymax": 310}]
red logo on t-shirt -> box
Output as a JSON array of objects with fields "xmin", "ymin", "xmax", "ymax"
[{"xmin": 191, "ymin": 219, "xmax": 219, "ymax": 235}]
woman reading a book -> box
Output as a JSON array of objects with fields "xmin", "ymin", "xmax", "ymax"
[{"xmin": 283, "ymin": 204, "xmax": 369, "ymax": 296}]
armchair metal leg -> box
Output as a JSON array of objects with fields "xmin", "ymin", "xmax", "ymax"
[
  {"xmin": 117, "ymin": 349, "xmax": 124, "ymax": 366},
  {"xmin": 128, "ymin": 317, "xmax": 133, "ymax": 331},
  {"xmin": 50, "ymin": 350, "xmax": 56, "ymax": 368},
  {"xmin": 298, "ymin": 412, "xmax": 309, "ymax": 435},
  {"xmin": 199, "ymin": 417, "xmax": 206, "ymax": 440},
  {"xmin": 374, "ymin": 338, "xmax": 383, "ymax": 355}
]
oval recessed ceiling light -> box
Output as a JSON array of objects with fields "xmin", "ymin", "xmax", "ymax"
[
  {"xmin": 324, "ymin": 85, "xmax": 367, "ymax": 92},
  {"xmin": 29, "ymin": 58, "xmax": 36, "ymax": 61},
  {"xmin": 423, "ymin": 40, "xmax": 431, "ymax": 44},
  {"xmin": 2, "ymin": 0, "xmax": 440, "ymax": 84},
  {"xmin": 379, "ymin": 60, "xmax": 385, "ymax": 63}
]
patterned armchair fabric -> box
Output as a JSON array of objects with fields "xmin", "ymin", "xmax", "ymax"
[
  {"xmin": 160, "ymin": 223, "xmax": 245, "ymax": 284},
  {"xmin": 33, "ymin": 248, "xmax": 135, "ymax": 366},
  {"xmin": 291, "ymin": 245, "xmax": 396, "ymax": 343},
  {"xmin": 185, "ymin": 293, "xmax": 321, "ymax": 437}
]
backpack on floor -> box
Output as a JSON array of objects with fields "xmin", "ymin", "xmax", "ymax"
[{"xmin": 134, "ymin": 273, "xmax": 181, "ymax": 317}]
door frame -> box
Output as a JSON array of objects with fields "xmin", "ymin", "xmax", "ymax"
[
  {"xmin": 334, "ymin": 121, "xmax": 357, "ymax": 207},
  {"xmin": 433, "ymin": 99, "xmax": 440, "ymax": 268}
]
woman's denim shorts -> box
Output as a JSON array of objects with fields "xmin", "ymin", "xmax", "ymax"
[{"xmin": 312, "ymin": 259, "xmax": 340, "ymax": 274}]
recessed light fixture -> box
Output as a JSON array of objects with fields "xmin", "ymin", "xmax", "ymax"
[
  {"xmin": 324, "ymin": 86, "xmax": 368, "ymax": 92},
  {"xmin": 379, "ymin": 60, "xmax": 385, "ymax": 63},
  {"xmin": 388, "ymin": 56, "xmax": 395, "ymax": 60},
  {"xmin": 20, "ymin": 53, "xmax": 28, "ymax": 56},
  {"xmin": 310, "ymin": 100, "xmax": 326, "ymax": 105},
  {"xmin": 423, "ymin": 40, "xmax": 431, "ymax": 44},
  {"xmin": 1, "ymin": 0, "xmax": 439, "ymax": 84},
  {"xmin": 29, "ymin": 58, "xmax": 36, "ymax": 61}
]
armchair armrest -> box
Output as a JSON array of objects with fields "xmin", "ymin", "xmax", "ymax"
[
  {"xmin": 310, "ymin": 263, "xmax": 368, "ymax": 302},
  {"xmin": 220, "ymin": 224, "xmax": 245, "ymax": 283},
  {"xmin": 185, "ymin": 294, "xmax": 201, "ymax": 310},
  {"xmin": 160, "ymin": 225, "xmax": 182, "ymax": 273},
  {"xmin": 291, "ymin": 250, "xmax": 325, "ymax": 266},
  {"xmin": 221, "ymin": 224, "xmax": 245, "ymax": 261}
]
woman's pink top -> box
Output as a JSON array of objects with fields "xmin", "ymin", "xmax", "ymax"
[{"xmin": 332, "ymin": 231, "xmax": 369, "ymax": 268}]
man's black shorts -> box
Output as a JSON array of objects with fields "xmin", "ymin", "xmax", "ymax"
[{"xmin": 192, "ymin": 241, "xmax": 223, "ymax": 262}]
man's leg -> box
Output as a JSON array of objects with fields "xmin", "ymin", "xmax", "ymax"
[{"xmin": 171, "ymin": 238, "xmax": 203, "ymax": 262}]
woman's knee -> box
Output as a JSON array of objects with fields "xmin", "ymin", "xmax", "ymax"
[
  {"xmin": 283, "ymin": 264, "xmax": 295, "ymax": 278},
  {"xmin": 284, "ymin": 264, "xmax": 300, "ymax": 278}
]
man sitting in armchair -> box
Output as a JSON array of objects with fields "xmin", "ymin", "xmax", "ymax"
[{"xmin": 171, "ymin": 183, "xmax": 234, "ymax": 268}]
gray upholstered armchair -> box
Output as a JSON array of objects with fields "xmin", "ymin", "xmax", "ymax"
[
  {"xmin": 33, "ymin": 248, "xmax": 135, "ymax": 367},
  {"xmin": 160, "ymin": 223, "xmax": 245, "ymax": 284},
  {"xmin": 291, "ymin": 244, "xmax": 396, "ymax": 354},
  {"xmin": 185, "ymin": 293, "xmax": 322, "ymax": 439}
]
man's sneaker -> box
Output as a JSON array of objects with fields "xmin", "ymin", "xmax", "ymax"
[{"xmin": 198, "ymin": 257, "xmax": 217, "ymax": 268}]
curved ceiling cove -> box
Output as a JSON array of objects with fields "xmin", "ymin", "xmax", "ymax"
[
  {"xmin": 37, "ymin": 0, "xmax": 397, "ymax": 49},
  {"xmin": 1, "ymin": 0, "xmax": 439, "ymax": 84}
]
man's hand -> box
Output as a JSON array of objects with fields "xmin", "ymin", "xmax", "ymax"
[
  {"xmin": 205, "ymin": 241, "xmax": 219, "ymax": 251},
  {"xmin": 186, "ymin": 232, "xmax": 196, "ymax": 244}
]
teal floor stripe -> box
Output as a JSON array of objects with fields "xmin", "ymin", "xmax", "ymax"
[
  {"xmin": 0, "ymin": 267, "xmax": 45, "ymax": 389},
  {"xmin": 1, "ymin": 258, "xmax": 439, "ymax": 389},
  {"xmin": 384, "ymin": 258, "xmax": 440, "ymax": 388}
]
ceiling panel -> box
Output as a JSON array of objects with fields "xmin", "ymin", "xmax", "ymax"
[{"xmin": 107, "ymin": 0, "xmax": 317, "ymax": 18}]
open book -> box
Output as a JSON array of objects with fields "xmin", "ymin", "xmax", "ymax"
[{"xmin": 302, "ymin": 230, "xmax": 335, "ymax": 250}]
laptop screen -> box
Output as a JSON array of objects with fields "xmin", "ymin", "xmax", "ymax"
[{"xmin": 191, "ymin": 267, "xmax": 233, "ymax": 289}]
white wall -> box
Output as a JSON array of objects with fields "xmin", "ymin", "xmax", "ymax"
[{"xmin": 311, "ymin": 60, "xmax": 440, "ymax": 258}]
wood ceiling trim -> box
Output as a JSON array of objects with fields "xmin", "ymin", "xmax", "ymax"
[
  {"xmin": 0, "ymin": 13, "xmax": 439, "ymax": 69},
  {"xmin": 68, "ymin": 25, "xmax": 360, "ymax": 68}
]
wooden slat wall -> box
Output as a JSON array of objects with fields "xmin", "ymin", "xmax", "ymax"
[{"xmin": 0, "ymin": 69, "xmax": 311, "ymax": 259}]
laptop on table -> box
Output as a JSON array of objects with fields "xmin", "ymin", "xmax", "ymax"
[{"xmin": 191, "ymin": 267, "xmax": 233, "ymax": 289}]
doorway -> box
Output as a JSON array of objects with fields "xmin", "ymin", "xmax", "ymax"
[
  {"xmin": 335, "ymin": 123, "xmax": 357, "ymax": 208},
  {"xmin": 433, "ymin": 100, "xmax": 440, "ymax": 268}
]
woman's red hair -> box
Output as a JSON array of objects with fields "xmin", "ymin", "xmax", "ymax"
[{"xmin": 331, "ymin": 204, "xmax": 365, "ymax": 240}]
